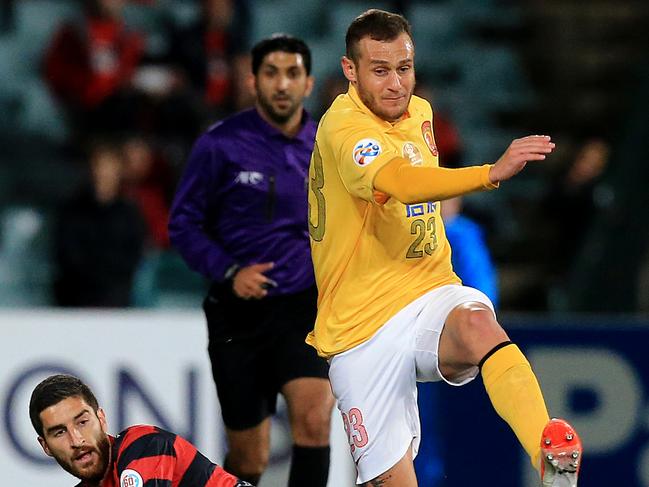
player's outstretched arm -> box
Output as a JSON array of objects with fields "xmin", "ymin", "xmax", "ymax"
[
  {"xmin": 374, "ymin": 158, "xmax": 495, "ymax": 204},
  {"xmin": 488, "ymin": 135, "xmax": 555, "ymax": 184},
  {"xmin": 374, "ymin": 135, "xmax": 554, "ymax": 205}
]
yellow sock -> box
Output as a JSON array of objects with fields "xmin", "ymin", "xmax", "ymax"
[{"xmin": 481, "ymin": 343, "xmax": 550, "ymax": 470}]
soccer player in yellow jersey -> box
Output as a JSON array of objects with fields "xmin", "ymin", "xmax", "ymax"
[{"xmin": 306, "ymin": 9, "xmax": 582, "ymax": 487}]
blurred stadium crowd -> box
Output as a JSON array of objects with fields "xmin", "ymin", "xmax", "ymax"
[{"xmin": 1, "ymin": 0, "xmax": 648, "ymax": 313}]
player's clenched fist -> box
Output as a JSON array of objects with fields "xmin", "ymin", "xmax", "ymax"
[{"xmin": 489, "ymin": 135, "xmax": 555, "ymax": 184}]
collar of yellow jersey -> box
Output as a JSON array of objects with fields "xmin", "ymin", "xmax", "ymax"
[{"xmin": 346, "ymin": 83, "xmax": 412, "ymax": 127}]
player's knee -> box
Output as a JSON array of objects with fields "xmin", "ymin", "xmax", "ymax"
[
  {"xmin": 466, "ymin": 307, "xmax": 498, "ymax": 333},
  {"xmin": 472, "ymin": 312, "xmax": 507, "ymax": 353},
  {"xmin": 227, "ymin": 446, "xmax": 270, "ymax": 477},
  {"xmin": 231, "ymin": 460, "xmax": 268, "ymax": 480},
  {"xmin": 293, "ymin": 405, "xmax": 332, "ymax": 445},
  {"xmin": 458, "ymin": 306, "xmax": 507, "ymax": 363}
]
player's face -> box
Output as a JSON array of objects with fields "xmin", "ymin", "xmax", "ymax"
[
  {"xmin": 343, "ymin": 32, "xmax": 415, "ymax": 122},
  {"xmin": 254, "ymin": 51, "xmax": 314, "ymax": 125},
  {"xmin": 38, "ymin": 396, "xmax": 110, "ymax": 483}
]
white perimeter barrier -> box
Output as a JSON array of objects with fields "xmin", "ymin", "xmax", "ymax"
[{"xmin": 0, "ymin": 310, "xmax": 355, "ymax": 486}]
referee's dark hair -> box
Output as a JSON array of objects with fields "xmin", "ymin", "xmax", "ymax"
[
  {"xmin": 252, "ymin": 34, "xmax": 312, "ymax": 76},
  {"xmin": 29, "ymin": 374, "xmax": 100, "ymax": 437},
  {"xmin": 346, "ymin": 9, "xmax": 413, "ymax": 64}
]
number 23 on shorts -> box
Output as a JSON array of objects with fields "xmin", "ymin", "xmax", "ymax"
[{"xmin": 341, "ymin": 407, "xmax": 369, "ymax": 453}]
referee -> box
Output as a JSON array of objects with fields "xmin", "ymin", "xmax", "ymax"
[{"xmin": 169, "ymin": 35, "xmax": 334, "ymax": 486}]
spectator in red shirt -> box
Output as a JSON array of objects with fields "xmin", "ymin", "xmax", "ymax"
[
  {"xmin": 122, "ymin": 136, "xmax": 173, "ymax": 249},
  {"xmin": 168, "ymin": 0, "xmax": 253, "ymax": 122},
  {"xmin": 44, "ymin": 0, "xmax": 145, "ymax": 136}
]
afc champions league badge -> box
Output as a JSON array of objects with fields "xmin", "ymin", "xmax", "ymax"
[
  {"xmin": 421, "ymin": 121, "xmax": 438, "ymax": 156},
  {"xmin": 353, "ymin": 138, "xmax": 382, "ymax": 166},
  {"xmin": 402, "ymin": 142, "xmax": 423, "ymax": 166},
  {"xmin": 120, "ymin": 469, "xmax": 143, "ymax": 487}
]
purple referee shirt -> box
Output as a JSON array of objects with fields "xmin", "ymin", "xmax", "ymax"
[{"xmin": 169, "ymin": 107, "xmax": 317, "ymax": 296}]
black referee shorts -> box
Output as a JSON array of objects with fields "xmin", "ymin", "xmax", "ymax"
[{"xmin": 203, "ymin": 283, "xmax": 329, "ymax": 431}]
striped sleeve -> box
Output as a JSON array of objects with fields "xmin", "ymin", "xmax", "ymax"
[
  {"xmin": 114, "ymin": 426, "xmax": 176, "ymax": 486},
  {"xmin": 114, "ymin": 426, "xmax": 242, "ymax": 487}
]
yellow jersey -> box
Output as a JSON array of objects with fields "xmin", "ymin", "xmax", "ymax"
[{"xmin": 307, "ymin": 84, "xmax": 468, "ymax": 357}]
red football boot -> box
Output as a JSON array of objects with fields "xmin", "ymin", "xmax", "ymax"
[{"xmin": 540, "ymin": 418, "xmax": 582, "ymax": 487}]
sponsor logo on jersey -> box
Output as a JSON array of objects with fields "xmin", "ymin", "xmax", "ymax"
[
  {"xmin": 402, "ymin": 142, "xmax": 423, "ymax": 166},
  {"xmin": 234, "ymin": 171, "xmax": 264, "ymax": 185},
  {"xmin": 421, "ymin": 121, "xmax": 438, "ymax": 156},
  {"xmin": 406, "ymin": 201, "xmax": 436, "ymax": 217},
  {"xmin": 353, "ymin": 139, "xmax": 382, "ymax": 166},
  {"xmin": 120, "ymin": 469, "xmax": 143, "ymax": 487}
]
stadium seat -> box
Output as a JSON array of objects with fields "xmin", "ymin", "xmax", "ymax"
[
  {"xmin": 326, "ymin": 1, "xmax": 391, "ymax": 44},
  {"xmin": 161, "ymin": 0, "xmax": 200, "ymax": 30},
  {"xmin": 0, "ymin": 206, "xmax": 52, "ymax": 306},
  {"xmin": 457, "ymin": 44, "xmax": 534, "ymax": 113},
  {"xmin": 0, "ymin": 166, "xmax": 13, "ymax": 210},
  {"xmin": 0, "ymin": 36, "xmax": 24, "ymax": 131},
  {"xmin": 13, "ymin": 0, "xmax": 78, "ymax": 73},
  {"xmin": 3, "ymin": 133, "xmax": 82, "ymax": 206},
  {"xmin": 459, "ymin": 126, "xmax": 518, "ymax": 164},
  {"xmin": 451, "ymin": 0, "xmax": 521, "ymax": 29},
  {"xmin": 132, "ymin": 249, "xmax": 163, "ymax": 308},
  {"xmin": 0, "ymin": 35, "xmax": 24, "ymax": 95},
  {"xmin": 250, "ymin": 0, "xmax": 323, "ymax": 43},
  {"xmin": 407, "ymin": 2, "xmax": 464, "ymax": 82},
  {"xmin": 303, "ymin": 36, "xmax": 346, "ymax": 115},
  {"xmin": 122, "ymin": 2, "xmax": 168, "ymax": 57},
  {"xmin": 150, "ymin": 251, "xmax": 208, "ymax": 309},
  {"xmin": 18, "ymin": 79, "xmax": 69, "ymax": 142}
]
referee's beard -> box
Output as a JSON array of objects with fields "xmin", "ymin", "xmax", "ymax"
[{"xmin": 256, "ymin": 89, "xmax": 303, "ymax": 126}]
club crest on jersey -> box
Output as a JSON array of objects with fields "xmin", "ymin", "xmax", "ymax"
[
  {"xmin": 120, "ymin": 469, "xmax": 143, "ymax": 487},
  {"xmin": 353, "ymin": 139, "xmax": 381, "ymax": 166},
  {"xmin": 421, "ymin": 121, "xmax": 438, "ymax": 156},
  {"xmin": 402, "ymin": 142, "xmax": 423, "ymax": 166}
]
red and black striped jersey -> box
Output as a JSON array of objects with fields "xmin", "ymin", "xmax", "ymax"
[{"xmin": 75, "ymin": 425, "xmax": 252, "ymax": 487}]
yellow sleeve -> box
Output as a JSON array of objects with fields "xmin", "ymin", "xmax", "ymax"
[
  {"xmin": 329, "ymin": 122, "xmax": 400, "ymax": 202},
  {"xmin": 374, "ymin": 157, "xmax": 499, "ymax": 204}
]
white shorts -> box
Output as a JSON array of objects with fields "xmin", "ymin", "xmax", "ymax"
[{"xmin": 329, "ymin": 284, "xmax": 495, "ymax": 484}]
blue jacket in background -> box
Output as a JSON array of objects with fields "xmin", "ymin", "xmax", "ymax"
[{"xmin": 445, "ymin": 214, "xmax": 499, "ymax": 307}]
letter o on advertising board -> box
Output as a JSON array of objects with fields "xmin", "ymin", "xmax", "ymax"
[
  {"xmin": 528, "ymin": 348, "xmax": 642, "ymax": 453},
  {"xmin": 3, "ymin": 363, "xmax": 82, "ymax": 464}
]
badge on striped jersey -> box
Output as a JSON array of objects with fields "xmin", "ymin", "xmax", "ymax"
[{"xmin": 120, "ymin": 469, "xmax": 143, "ymax": 487}]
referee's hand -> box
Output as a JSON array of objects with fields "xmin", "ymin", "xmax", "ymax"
[{"xmin": 232, "ymin": 262, "xmax": 276, "ymax": 300}]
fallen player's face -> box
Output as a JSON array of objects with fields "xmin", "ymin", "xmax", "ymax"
[
  {"xmin": 353, "ymin": 32, "xmax": 415, "ymax": 122},
  {"xmin": 255, "ymin": 51, "xmax": 314, "ymax": 125},
  {"xmin": 38, "ymin": 396, "xmax": 110, "ymax": 483}
]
